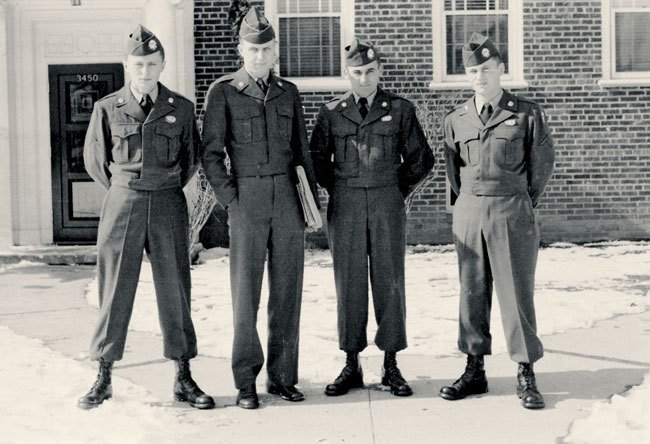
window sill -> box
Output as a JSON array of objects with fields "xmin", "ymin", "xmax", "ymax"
[
  {"xmin": 598, "ymin": 78, "xmax": 650, "ymax": 88},
  {"xmin": 286, "ymin": 77, "xmax": 350, "ymax": 92},
  {"xmin": 428, "ymin": 80, "xmax": 529, "ymax": 90}
]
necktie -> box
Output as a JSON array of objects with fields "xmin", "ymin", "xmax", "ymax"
[
  {"xmin": 140, "ymin": 94, "xmax": 153, "ymax": 117},
  {"xmin": 358, "ymin": 97, "xmax": 369, "ymax": 119},
  {"xmin": 256, "ymin": 78, "xmax": 268, "ymax": 94},
  {"xmin": 479, "ymin": 103, "xmax": 493, "ymax": 125}
]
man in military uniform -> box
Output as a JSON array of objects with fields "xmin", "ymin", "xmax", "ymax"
[
  {"xmin": 310, "ymin": 38, "xmax": 434, "ymax": 398},
  {"xmin": 201, "ymin": 7, "xmax": 318, "ymax": 409},
  {"xmin": 79, "ymin": 25, "xmax": 214, "ymax": 411},
  {"xmin": 439, "ymin": 33, "xmax": 555, "ymax": 409}
]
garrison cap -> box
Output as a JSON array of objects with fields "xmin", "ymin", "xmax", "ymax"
[
  {"xmin": 344, "ymin": 37, "xmax": 380, "ymax": 67},
  {"xmin": 126, "ymin": 24, "xmax": 164, "ymax": 57},
  {"xmin": 239, "ymin": 6, "xmax": 275, "ymax": 44},
  {"xmin": 462, "ymin": 33, "xmax": 499, "ymax": 67}
]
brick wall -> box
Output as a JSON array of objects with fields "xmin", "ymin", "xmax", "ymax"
[{"xmin": 194, "ymin": 0, "xmax": 650, "ymax": 245}]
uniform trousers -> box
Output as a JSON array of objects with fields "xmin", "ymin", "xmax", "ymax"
[
  {"xmin": 452, "ymin": 192, "xmax": 544, "ymax": 363},
  {"xmin": 90, "ymin": 185, "xmax": 197, "ymax": 362},
  {"xmin": 227, "ymin": 174, "xmax": 305, "ymax": 389},
  {"xmin": 327, "ymin": 184, "xmax": 407, "ymax": 353}
]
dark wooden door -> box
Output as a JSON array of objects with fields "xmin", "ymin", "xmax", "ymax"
[{"xmin": 49, "ymin": 64, "xmax": 124, "ymax": 244}]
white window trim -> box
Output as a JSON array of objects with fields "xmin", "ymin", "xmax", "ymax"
[
  {"xmin": 265, "ymin": 0, "xmax": 354, "ymax": 92},
  {"xmin": 429, "ymin": 0, "xmax": 527, "ymax": 90},
  {"xmin": 599, "ymin": 0, "xmax": 650, "ymax": 87}
]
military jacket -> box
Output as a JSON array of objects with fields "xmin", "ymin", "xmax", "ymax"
[
  {"xmin": 309, "ymin": 88, "xmax": 434, "ymax": 195},
  {"xmin": 201, "ymin": 67, "xmax": 318, "ymax": 208},
  {"xmin": 83, "ymin": 83, "xmax": 201, "ymax": 191},
  {"xmin": 443, "ymin": 90, "xmax": 555, "ymax": 206}
]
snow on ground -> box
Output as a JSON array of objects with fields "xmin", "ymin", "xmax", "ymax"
[
  {"xmin": 0, "ymin": 260, "xmax": 41, "ymax": 274},
  {"xmin": 85, "ymin": 241, "xmax": 650, "ymax": 384},
  {"xmin": 564, "ymin": 371, "xmax": 650, "ymax": 444},
  {"xmin": 0, "ymin": 325, "xmax": 216, "ymax": 444},
  {"xmin": 81, "ymin": 241, "xmax": 650, "ymax": 443}
]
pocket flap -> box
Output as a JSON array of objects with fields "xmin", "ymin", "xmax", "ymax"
[
  {"xmin": 231, "ymin": 105, "xmax": 261, "ymax": 119},
  {"xmin": 332, "ymin": 124, "xmax": 357, "ymax": 137},
  {"xmin": 454, "ymin": 130, "xmax": 479, "ymax": 144},
  {"xmin": 372, "ymin": 123, "xmax": 396, "ymax": 135},
  {"xmin": 155, "ymin": 124, "xmax": 183, "ymax": 138},
  {"xmin": 494, "ymin": 127, "xmax": 523, "ymax": 140},
  {"xmin": 277, "ymin": 106, "xmax": 294, "ymax": 118},
  {"xmin": 110, "ymin": 123, "xmax": 141, "ymax": 139}
]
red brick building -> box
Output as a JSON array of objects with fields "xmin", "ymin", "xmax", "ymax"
[{"xmin": 194, "ymin": 0, "xmax": 650, "ymax": 245}]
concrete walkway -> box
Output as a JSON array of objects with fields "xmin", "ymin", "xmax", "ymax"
[{"xmin": 1, "ymin": 263, "xmax": 649, "ymax": 444}]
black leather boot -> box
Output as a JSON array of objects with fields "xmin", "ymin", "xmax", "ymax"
[
  {"xmin": 173, "ymin": 359, "xmax": 216, "ymax": 410},
  {"xmin": 517, "ymin": 363, "xmax": 545, "ymax": 409},
  {"xmin": 381, "ymin": 352, "xmax": 413, "ymax": 397},
  {"xmin": 78, "ymin": 359, "xmax": 113, "ymax": 410},
  {"xmin": 439, "ymin": 354, "xmax": 488, "ymax": 400},
  {"xmin": 325, "ymin": 352, "xmax": 364, "ymax": 396},
  {"xmin": 266, "ymin": 382, "xmax": 305, "ymax": 402},
  {"xmin": 236, "ymin": 384, "xmax": 259, "ymax": 409}
]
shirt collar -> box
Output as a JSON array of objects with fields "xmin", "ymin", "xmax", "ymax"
[
  {"xmin": 353, "ymin": 89, "xmax": 377, "ymax": 107},
  {"xmin": 245, "ymin": 68, "xmax": 270, "ymax": 86},
  {"xmin": 475, "ymin": 89, "xmax": 504, "ymax": 114},
  {"xmin": 130, "ymin": 82, "xmax": 159, "ymax": 104}
]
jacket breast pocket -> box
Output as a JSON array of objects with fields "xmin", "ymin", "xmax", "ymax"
[
  {"xmin": 332, "ymin": 124, "xmax": 358, "ymax": 162},
  {"xmin": 231, "ymin": 106, "xmax": 263, "ymax": 143},
  {"xmin": 155, "ymin": 123, "xmax": 183, "ymax": 166},
  {"xmin": 110, "ymin": 123, "xmax": 142, "ymax": 164},
  {"xmin": 455, "ymin": 130, "xmax": 480, "ymax": 166},
  {"xmin": 370, "ymin": 122, "xmax": 397, "ymax": 164},
  {"xmin": 277, "ymin": 106, "xmax": 294, "ymax": 141},
  {"xmin": 493, "ymin": 126, "xmax": 525, "ymax": 170}
]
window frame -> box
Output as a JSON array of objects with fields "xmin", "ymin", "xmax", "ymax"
[
  {"xmin": 599, "ymin": 0, "xmax": 650, "ymax": 87},
  {"xmin": 264, "ymin": 0, "xmax": 354, "ymax": 91},
  {"xmin": 430, "ymin": 0, "xmax": 527, "ymax": 90}
]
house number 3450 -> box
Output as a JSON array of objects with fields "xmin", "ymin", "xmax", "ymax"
[{"xmin": 77, "ymin": 74, "xmax": 99, "ymax": 82}]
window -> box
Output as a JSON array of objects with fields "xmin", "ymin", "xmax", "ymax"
[
  {"xmin": 431, "ymin": 0, "xmax": 525, "ymax": 89},
  {"xmin": 265, "ymin": 0, "xmax": 354, "ymax": 91},
  {"xmin": 600, "ymin": 0, "xmax": 650, "ymax": 85}
]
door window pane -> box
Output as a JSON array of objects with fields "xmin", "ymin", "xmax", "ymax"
[{"xmin": 70, "ymin": 181, "xmax": 106, "ymax": 219}]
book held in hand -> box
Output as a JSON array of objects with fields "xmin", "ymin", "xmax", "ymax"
[{"xmin": 295, "ymin": 166, "xmax": 323, "ymax": 230}]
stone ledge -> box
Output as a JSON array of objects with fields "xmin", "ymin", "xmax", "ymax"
[{"xmin": 0, "ymin": 246, "xmax": 97, "ymax": 266}]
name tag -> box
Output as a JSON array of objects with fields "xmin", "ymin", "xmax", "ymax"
[
  {"xmin": 505, "ymin": 119, "xmax": 516, "ymax": 126},
  {"xmin": 381, "ymin": 115, "xmax": 392, "ymax": 122}
]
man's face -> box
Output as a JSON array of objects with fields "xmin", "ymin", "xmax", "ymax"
[
  {"xmin": 465, "ymin": 57, "xmax": 504, "ymax": 99},
  {"xmin": 124, "ymin": 52, "xmax": 165, "ymax": 95},
  {"xmin": 345, "ymin": 61, "xmax": 381, "ymax": 98},
  {"xmin": 238, "ymin": 39, "xmax": 276, "ymax": 79}
]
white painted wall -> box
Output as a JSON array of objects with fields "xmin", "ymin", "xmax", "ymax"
[
  {"xmin": 0, "ymin": 2, "xmax": 15, "ymax": 247},
  {"xmin": 2, "ymin": 0, "xmax": 195, "ymax": 246}
]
